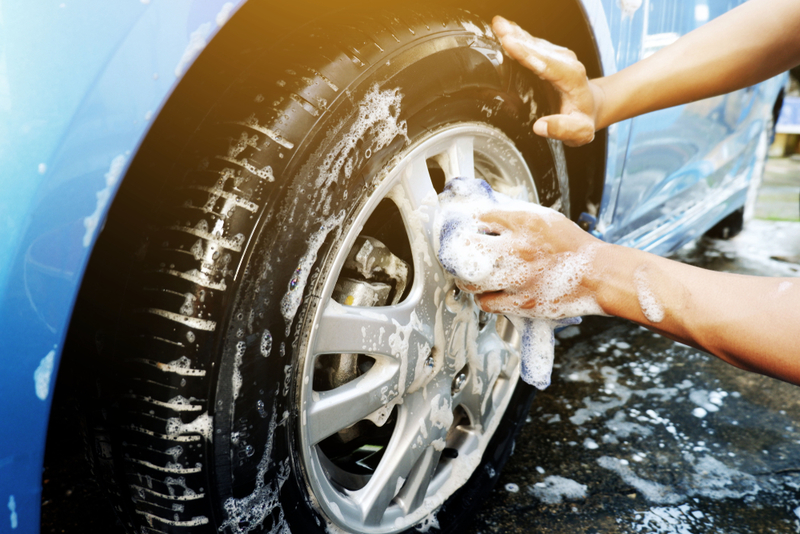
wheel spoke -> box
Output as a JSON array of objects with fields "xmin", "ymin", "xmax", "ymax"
[
  {"xmin": 394, "ymin": 445, "xmax": 443, "ymax": 514},
  {"xmin": 306, "ymin": 362, "xmax": 401, "ymax": 446},
  {"xmin": 397, "ymin": 156, "xmax": 438, "ymax": 212},
  {"xmin": 437, "ymin": 135, "xmax": 475, "ymax": 180},
  {"xmin": 454, "ymin": 373, "xmax": 488, "ymax": 427},
  {"xmin": 500, "ymin": 342, "xmax": 520, "ymax": 379},
  {"xmin": 389, "ymin": 157, "xmax": 440, "ymax": 269},
  {"xmin": 351, "ymin": 386, "xmax": 451, "ymax": 525},
  {"xmin": 491, "ymin": 315, "xmax": 521, "ymax": 378},
  {"xmin": 454, "ymin": 333, "xmax": 509, "ymax": 427},
  {"xmin": 312, "ymin": 298, "xmax": 425, "ymax": 358}
]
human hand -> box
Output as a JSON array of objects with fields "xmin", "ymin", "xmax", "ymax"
[
  {"xmin": 459, "ymin": 209, "xmax": 605, "ymax": 318},
  {"xmin": 440, "ymin": 206, "xmax": 595, "ymax": 390},
  {"xmin": 492, "ymin": 15, "xmax": 604, "ymax": 147},
  {"xmin": 435, "ymin": 178, "xmax": 607, "ymax": 390}
]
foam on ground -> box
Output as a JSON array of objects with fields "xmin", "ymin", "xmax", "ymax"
[
  {"xmin": 435, "ymin": 177, "xmax": 602, "ymax": 389},
  {"xmin": 529, "ymin": 475, "xmax": 588, "ymax": 504}
]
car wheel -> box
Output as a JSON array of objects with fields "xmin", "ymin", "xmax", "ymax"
[{"xmin": 87, "ymin": 8, "xmax": 568, "ymax": 534}]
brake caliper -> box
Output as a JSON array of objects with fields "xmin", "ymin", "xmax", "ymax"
[{"xmin": 323, "ymin": 236, "xmax": 409, "ymax": 392}]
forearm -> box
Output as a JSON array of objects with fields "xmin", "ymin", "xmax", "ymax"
[
  {"xmin": 590, "ymin": 244, "xmax": 800, "ymax": 384},
  {"xmin": 593, "ymin": 0, "xmax": 800, "ymax": 130}
]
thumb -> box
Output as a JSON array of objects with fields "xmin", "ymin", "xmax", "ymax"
[{"xmin": 533, "ymin": 114, "xmax": 595, "ymax": 147}]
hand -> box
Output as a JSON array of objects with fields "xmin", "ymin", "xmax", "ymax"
[
  {"xmin": 455, "ymin": 209, "xmax": 605, "ymax": 319},
  {"xmin": 492, "ymin": 15, "xmax": 604, "ymax": 147}
]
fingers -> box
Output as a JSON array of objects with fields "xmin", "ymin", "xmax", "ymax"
[
  {"xmin": 477, "ymin": 210, "xmax": 515, "ymax": 228},
  {"xmin": 473, "ymin": 291, "xmax": 508, "ymax": 314},
  {"xmin": 492, "ymin": 16, "xmax": 585, "ymax": 91},
  {"xmin": 493, "ymin": 15, "xmax": 598, "ymax": 146},
  {"xmin": 478, "ymin": 208, "xmax": 564, "ymax": 234},
  {"xmin": 455, "ymin": 279, "xmax": 482, "ymax": 294},
  {"xmin": 474, "ymin": 290, "xmax": 534, "ymax": 315},
  {"xmin": 534, "ymin": 113, "xmax": 596, "ymax": 147}
]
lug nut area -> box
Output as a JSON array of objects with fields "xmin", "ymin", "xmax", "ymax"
[
  {"xmin": 445, "ymin": 285, "xmax": 467, "ymax": 313},
  {"xmin": 452, "ymin": 371, "xmax": 468, "ymax": 393}
]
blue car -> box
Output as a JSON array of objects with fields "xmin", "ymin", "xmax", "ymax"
[{"xmin": 0, "ymin": 1, "xmax": 784, "ymax": 533}]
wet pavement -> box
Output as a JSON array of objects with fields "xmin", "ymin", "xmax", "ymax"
[{"xmin": 42, "ymin": 160, "xmax": 800, "ymax": 533}]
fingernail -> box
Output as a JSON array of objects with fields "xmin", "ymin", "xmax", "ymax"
[
  {"xmin": 493, "ymin": 16, "xmax": 512, "ymax": 36},
  {"xmin": 533, "ymin": 120, "xmax": 549, "ymax": 137}
]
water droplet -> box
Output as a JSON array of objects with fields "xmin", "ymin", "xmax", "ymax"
[
  {"xmin": 289, "ymin": 268, "xmax": 302, "ymax": 290},
  {"xmin": 245, "ymin": 445, "xmax": 255, "ymax": 457},
  {"xmin": 257, "ymin": 400, "xmax": 267, "ymax": 418},
  {"xmin": 260, "ymin": 330, "xmax": 272, "ymax": 357}
]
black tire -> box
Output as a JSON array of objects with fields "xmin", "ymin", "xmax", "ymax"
[
  {"xmin": 85, "ymin": 8, "xmax": 568, "ymax": 534},
  {"xmin": 705, "ymin": 119, "xmax": 771, "ymax": 240},
  {"xmin": 705, "ymin": 206, "xmax": 745, "ymax": 240}
]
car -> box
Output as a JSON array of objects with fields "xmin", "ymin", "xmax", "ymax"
[{"xmin": 0, "ymin": 1, "xmax": 785, "ymax": 533}]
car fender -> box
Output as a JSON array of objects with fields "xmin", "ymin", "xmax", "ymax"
[{"xmin": 0, "ymin": 2, "xmax": 242, "ymax": 531}]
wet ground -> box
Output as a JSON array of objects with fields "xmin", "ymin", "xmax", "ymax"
[
  {"xmin": 754, "ymin": 156, "xmax": 800, "ymax": 222},
  {"xmin": 42, "ymin": 159, "xmax": 800, "ymax": 533}
]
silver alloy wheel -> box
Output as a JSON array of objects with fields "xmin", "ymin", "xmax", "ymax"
[{"xmin": 298, "ymin": 123, "xmax": 537, "ymax": 533}]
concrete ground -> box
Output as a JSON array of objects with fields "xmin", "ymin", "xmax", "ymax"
[
  {"xmin": 755, "ymin": 156, "xmax": 800, "ymax": 222},
  {"xmin": 467, "ymin": 159, "xmax": 800, "ymax": 534}
]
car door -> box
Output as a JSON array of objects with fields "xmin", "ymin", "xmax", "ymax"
[{"xmin": 606, "ymin": 0, "xmax": 754, "ymax": 251}]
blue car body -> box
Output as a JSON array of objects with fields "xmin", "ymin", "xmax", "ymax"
[{"xmin": 0, "ymin": 0, "xmax": 784, "ymax": 531}]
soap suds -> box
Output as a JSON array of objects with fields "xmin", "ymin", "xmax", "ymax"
[
  {"xmin": 7, "ymin": 495, "xmax": 17, "ymax": 529},
  {"xmin": 529, "ymin": 476, "xmax": 587, "ymax": 504},
  {"xmin": 315, "ymin": 84, "xmax": 408, "ymax": 189},
  {"xmin": 509, "ymin": 316, "xmax": 580, "ymax": 389},
  {"xmin": 232, "ymin": 341, "xmax": 245, "ymax": 400},
  {"xmin": 633, "ymin": 266, "xmax": 664, "ymax": 323},
  {"xmin": 688, "ymin": 389, "xmax": 726, "ymax": 414},
  {"xmin": 631, "ymin": 505, "xmax": 714, "ymax": 533},
  {"xmin": 280, "ymin": 210, "xmax": 345, "ymax": 335},
  {"xmin": 84, "ymin": 154, "xmax": 126, "ymax": 247},
  {"xmin": 219, "ymin": 409, "xmax": 290, "ymax": 534},
  {"xmin": 278, "ymin": 84, "xmax": 408, "ymax": 337},
  {"xmin": 166, "ymin": 412, "xmax": 213, "ymax": 441},
  {"xmin": 175, "ymin": 22, "xmax": 213, "ymax": 77},
  {"xmin": 34, "ymin": 348, "xmax": 56, "ymax": 401},
  {"xmin": 435, "ymin": 178, "xmax": 602, "ymax": 389},
  {"xmin": 598, "ymin": 456, "xmax": 682, "ymax": 504},
  {"xmin": 215, "ymin": 2, "xmax": 236, "ymax": 26},
  {"xmin": 618, "ymin": 0, "xmax": 643, "ymax": 18}
]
